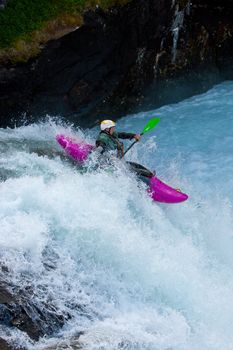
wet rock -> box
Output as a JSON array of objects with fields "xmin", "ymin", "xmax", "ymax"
[
  {"xmin": 0, "ymin": 283, "xmax": 12, "ymax": 303},
  {"xmin": 0, "ymin": 280, "xmax": 70, "ymax": 341},
  {"xmin": 0, "ymin": 338, "xmax": 14, "ymax": 350},
  {"xmin": 0, "ymin": 0, "xmax": 8, "ymax": 10}
]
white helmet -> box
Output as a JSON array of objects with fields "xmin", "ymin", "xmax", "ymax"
[{"xmin": 100, "ymin": 120, "xmax": 116, "ymax": 131}]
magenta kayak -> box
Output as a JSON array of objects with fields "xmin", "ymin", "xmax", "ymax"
[
  {"xmin": 56, "ymin": 134, "xmax": 94, "ymax": 162},
  {"xmin": 148, "ymin": 177, "xmax": 188, "ymax": 203},
  {"xmin": 56, "ymin": 134, "xmax": 188, "ymax": 204}
]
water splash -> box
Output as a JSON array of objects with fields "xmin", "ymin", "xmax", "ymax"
[
  {"xmin": 171, "ymin": 6, "xmax": 184, "ymax": 63},
  {"xmin": 1, "ymin": 82, "xmax": 233, "ymax": 349}
]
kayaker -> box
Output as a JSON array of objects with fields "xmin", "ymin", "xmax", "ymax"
[{"xmin": 96, "ymin": 120, "xmax": 141, "ymax": 158}]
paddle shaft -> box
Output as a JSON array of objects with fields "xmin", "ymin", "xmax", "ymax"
[
  {"xmin": 121, "ymin": 132, "xmax": 143, "ymax": 158},
  {"xmin": 120, "ymin": 117, "xmax": 160, "ymax": 158}
]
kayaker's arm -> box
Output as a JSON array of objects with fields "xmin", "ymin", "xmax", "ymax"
[
  {"xmin": 117, "ymin": 132, "xmax": 141, "ymax": 141},
  {"xmin": 95, "ymin": 140, "xmax": 106, "ymax": 154}
]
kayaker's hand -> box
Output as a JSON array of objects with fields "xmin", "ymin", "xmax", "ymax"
[{"xmin": 134, "ymin": 134, "xmax": 141, "ymax": 142}]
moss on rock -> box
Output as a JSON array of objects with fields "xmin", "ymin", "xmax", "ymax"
[{"xmin": 0, "ymin": 0, "xmax": 131, "ymax": 63}]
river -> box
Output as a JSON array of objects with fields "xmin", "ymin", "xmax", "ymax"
[{"xmin": 0, "ymin": 81, "xmax": 233, "ymax": 349}]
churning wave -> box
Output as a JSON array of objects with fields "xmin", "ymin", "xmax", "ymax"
[{"xmin": 0, "ymin": 81, "xmax": 233, "ymax": 349}]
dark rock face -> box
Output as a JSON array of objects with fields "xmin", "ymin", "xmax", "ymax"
[
  {"xmin": 0, "ymin": 275, "xmax": 69, "ymax": 344},
  {"xmin": 0, "ymin": 0, "xmax": 233, "ymax": 128},
  {"xmin": 0, "ymin": 0, "xmax": 8, "ymax": 10},
  {"xmin": 0, "ymin": 338, "xmax": 14, "ymax": 350}
]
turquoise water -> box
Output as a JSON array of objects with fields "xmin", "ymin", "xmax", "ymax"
[{"xmin": 0, "ymin": 81, "xmax": 233, "ymax": 349}]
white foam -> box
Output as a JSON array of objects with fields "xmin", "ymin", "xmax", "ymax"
[{"xmin": 1, "ymin": 82, "xmax": 233, "ymax": 349}]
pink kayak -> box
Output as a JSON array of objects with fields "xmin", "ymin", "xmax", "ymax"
[
  {"xmin": 148, "ymin": 177, "xmax": 188, "ymax": 203},
  {"xmin": 56, "ymin": 134, "xmax": 94, "ymax": 161},
  {"xmin": 56, "ymin": 134, "xmax": 188, "ymax": 204}
]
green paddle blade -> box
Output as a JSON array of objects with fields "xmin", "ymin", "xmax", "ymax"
[{"xmin": 141, "ymin": 117, "xmax": 160, "ymax": 135}]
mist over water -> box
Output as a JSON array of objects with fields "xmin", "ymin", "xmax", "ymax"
[{"xmin": 0, "ymin": 81, "xmax": 233, "ymax": 349}]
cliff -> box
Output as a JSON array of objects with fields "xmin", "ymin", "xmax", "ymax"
[{"xmin": 0, "ymin": 0, "xmax": 233, "ymax": 127}]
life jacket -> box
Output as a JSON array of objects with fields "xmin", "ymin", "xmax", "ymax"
[{"xmin": 96, "ymin": 131, "xmax": 124, "ymax": 156}]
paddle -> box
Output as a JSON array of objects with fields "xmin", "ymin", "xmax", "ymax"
[{"xmin": 122, "ymin": 117, "xmax": 160, "ymax": 158}]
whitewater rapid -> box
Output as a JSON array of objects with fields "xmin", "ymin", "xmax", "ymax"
[{"xmin": 0, "ymin": 81, "xmax": 233, "ymax": 349}]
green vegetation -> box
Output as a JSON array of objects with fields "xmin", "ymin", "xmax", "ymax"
[
  {"xmin": 0, "ymin": 0, "xmax": 131, "ymax": 62},
  {"xmin": 177, "ymin": 0, "xmax": 189, "ymax": 9}
]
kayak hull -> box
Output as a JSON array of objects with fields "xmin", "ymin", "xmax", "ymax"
[
  {"xmin": 149, "ymin": 176, "xmax": 188, "ymax": 203},
  {"xmin": 127, "ymin": 161, "xmax": 188, "ymax": 203},
  {"xmin": 56, "ymin": 134, "xmax": 94, "ymax": 162},
  {"xmin": 56, "ymin": 134, "xmax": 188, "ymax": 204}
]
